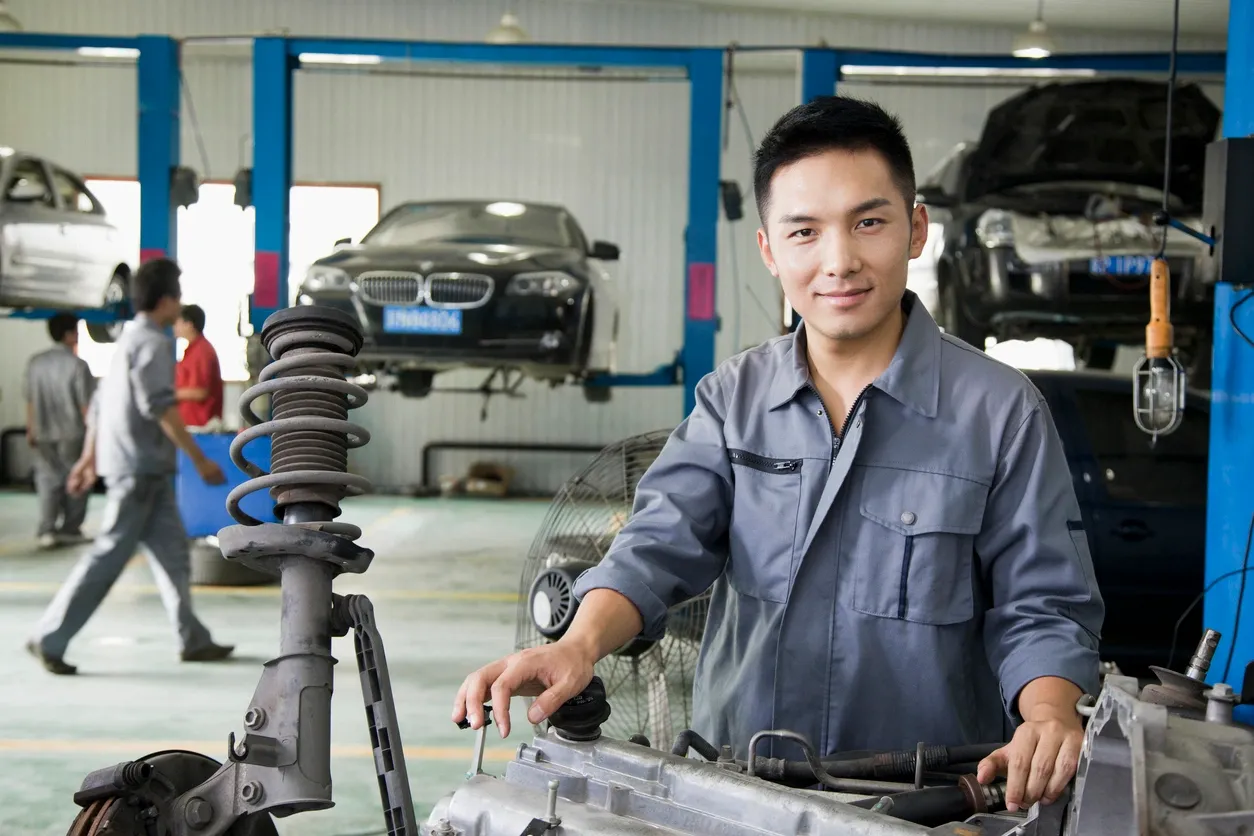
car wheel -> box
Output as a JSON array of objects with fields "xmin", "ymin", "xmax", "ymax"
[
  {"xmin": 582, "ymin": 384, "xmax": 612, "ymax": 404},
  {"xmin": 85, "ymin": 270, "xmax": 132, "ymax": 344},
  {"xmin": 939, "ymin": 278, "xmax": 988, "ymax": 350}
]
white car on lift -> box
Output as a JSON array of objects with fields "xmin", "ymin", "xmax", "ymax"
[{"xmin": 0, "ymin": 147, "xmax": 134, "ymax": 341}]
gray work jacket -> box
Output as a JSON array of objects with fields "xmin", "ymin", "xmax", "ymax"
[{"xmin": 573, "ymin": 291, "xmax": 1104, "ymax": 759}]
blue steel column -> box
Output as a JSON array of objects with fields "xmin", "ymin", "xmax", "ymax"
[
  {"xmin": 137, "ymin": 35, "xmax": 180, "ymax": 263},
  {"xmin": 800, "ymin": 49, "xmax": 838, "ymax": 102},
  {"xmin": 1206, "ymin": 0, "xmax": 1254, "ymax": 685},
  {"xmin": 681, "ymin": 50, "xmax": 724, "ymax": 417},
  {"xmin": 251, "ymin": 37, "xmax": 295, "ymax": 331}
]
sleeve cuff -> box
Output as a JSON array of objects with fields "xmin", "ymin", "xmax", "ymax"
[
  {"xmin": 999, "ymin": 642, "xmax": 1101, "ymax": 724},
  {"xmin": 572, "ymin": 564, "xmax": 671, "ymax": 642}
]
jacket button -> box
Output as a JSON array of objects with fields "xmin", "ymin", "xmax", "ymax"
[{"xmin": 900, "ymin": 511, "xmax": 916, "ymax": 525}]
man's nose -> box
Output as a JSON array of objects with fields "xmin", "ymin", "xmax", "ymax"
[{"xmin": 820, "ymin": 231, "xmax": 861, "ymax": 278}]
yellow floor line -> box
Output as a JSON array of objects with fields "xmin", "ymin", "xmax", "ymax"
[
  {"xmin": 0, "ymin": 581, "xmax": 519, "ymax": 603},
  {"xmin": 0, "ymin": 738, "xmax": 516, "ymax": 761}
]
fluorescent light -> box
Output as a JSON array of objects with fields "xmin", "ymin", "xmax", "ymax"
[
  {"xmin": 298, "ymin": 53, "xmax": 383, "ymax": 65},
  {"xmin": 76, "ymin": 47, "xmax": 140, "ymax": 59},
  {"xmin": 486, "ymin": 201, "xmax": 527, "ymax": 217},
  {"xmin": 840, "ymin": 65, "xmax": 1097, "ymax": 79},
  {"xmin": 1012, "ymin": 18, "xmax": 1056, "ymax": 58},
  {"xmin": 486, "ymin": 12, "xmax": 528, "ymax": 44}
]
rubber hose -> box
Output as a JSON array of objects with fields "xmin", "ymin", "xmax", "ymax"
[
  {"xmin": 671, "ymin": 730, "xmax": 720, "ymax": 762},
  {"xmin": 850, "ymin": 785, "xmax": 975, "ymax": 826}
]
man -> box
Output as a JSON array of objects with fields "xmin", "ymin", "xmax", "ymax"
[
  {"xmin": 174, "ymin": 304, "xmax": 224, "ymax": 428},
  {"xmin": 26, "ymin": 258, "xmax": 235, "ymax": 675},
  {"xmin": 453, "ymin": 96, "xmax": 1105, "ymax": 814},
  {"xmin": 23, "ymin": 313, "xmax": 94, "ymax": 549}
]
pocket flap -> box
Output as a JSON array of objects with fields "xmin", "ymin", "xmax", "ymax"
[{"xmin": 859, "ymin": 466, "xmax": 988, "ymax": 536}]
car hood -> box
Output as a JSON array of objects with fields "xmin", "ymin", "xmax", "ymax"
[
  {"xmin": 313, "ymin": 241, "xmax": 585, "ymax": 274},
  {"xmin": 963, "ymin": 79, "xmax": 1221, "ymax": 211}
]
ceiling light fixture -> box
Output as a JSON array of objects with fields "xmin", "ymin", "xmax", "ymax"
[
  {"xmin": 486, "ymin": 12, "xmax": 528, "ymax": 44},
  {"xmin": 1012, "ymin": 0, "xmax": 1056, "ymax": 59},
  {"xmin": 0, "ymin": 1, "xmax": 22, "ymax": 31}
]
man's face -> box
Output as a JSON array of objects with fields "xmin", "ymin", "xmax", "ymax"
[
  {"xmin": 757, "ymin": 147, "xmax": 928, "ymax": 345},
  {"xmin": 154, "ymin": 293, "xmax": 183, "ymax": 327},
  {"xmin": 174, "ymin": 317, "xmax": 193, "ymax": 342}
]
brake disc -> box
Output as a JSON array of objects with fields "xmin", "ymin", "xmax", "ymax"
[{"xmin": 65, "ymin": 750, "xmax": 278, "ymax": 836}]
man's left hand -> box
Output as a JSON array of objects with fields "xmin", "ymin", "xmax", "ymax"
[{"xmin": 977, "ymin": 677, "xmax": 1086, "ymax": 812}]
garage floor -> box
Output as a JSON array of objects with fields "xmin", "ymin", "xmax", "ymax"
[{"xmin": 0, "ymin": 490, "xmax": 543, "ymax": 835}]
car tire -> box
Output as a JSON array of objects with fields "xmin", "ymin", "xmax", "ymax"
[
  {"xmin": 189, "ymin": 538, "xmax": 275, "ymax": 587},
  {"xmin": 582, "ymin": 384, "xmax": 612, "ymax": 404},
  {"xmin": 86, "ymin": 270, "xmax": 132, "ymax": 344},
  {"xmin": 395, "ymin": 369, "xmax": 435, "ymax": 398},
  {"xmin": 939, "ymin": 278, "xmax": 988, "ymax": 350}
]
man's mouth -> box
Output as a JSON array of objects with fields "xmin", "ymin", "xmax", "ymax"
[{"xmin": 816, "ymin": 288, "xmax": 871, "ymax": 308}]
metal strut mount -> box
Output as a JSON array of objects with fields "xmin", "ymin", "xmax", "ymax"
[{"xmin": 64, "ymin": 306, "xmax": 420, "ymax": 836}]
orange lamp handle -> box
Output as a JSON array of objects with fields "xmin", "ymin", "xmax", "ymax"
[{"xmin": 1146, "ymin": 257, "xmax": 1174, "ymax": 360}]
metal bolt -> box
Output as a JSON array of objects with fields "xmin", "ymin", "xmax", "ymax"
[
  {"xmin": 1206, "ymin": 683, "xmax": 1237, "ymax": 725},
  {"xmin": 544, "ymin": 779, "xmax": 562, "ymax": 828},
  {"xmin": 244, "ymin": 707, "xmax": 267, "ymax": 730},
  {"xmin": 870, "ymin": 796, "xmax": 895, "ymax": 814},
  {"xmin": 184, "ymin": 798, "xmax": 214, "ymax": 830},
  {"xmin": 1187, "ymin": 629, "xmax": 1222, "ymax": 681},
  {"xmin": 240, "ymin": 781, "xmax": 265, "ymax": 804},
  {"xmin": 719, "ymin": 744, "xmax": 734, "ymax": 761},
  {"xmin": 430, "ymin": 819, "xmax": 457, "ymax": 836}
]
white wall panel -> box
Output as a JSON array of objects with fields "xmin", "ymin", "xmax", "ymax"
[{"xmin": 0, "ymin": 0, "xmax": 1228, "ymax": 491}]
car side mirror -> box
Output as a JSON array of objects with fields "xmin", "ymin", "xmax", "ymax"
[
  {"xmin": 590, "ymin": 241, "xmax": 620, "ymax": 261},
  {"xmin": 7, "ymin": 178, "xmax": 49, "ymax": 203},
  {"xmin": 916, "ymin": 186, "xmax": 956, "ymax": 208},
  {"xmin": 334, "ymin": 237, "xmax": 352, "ymax": 247}
]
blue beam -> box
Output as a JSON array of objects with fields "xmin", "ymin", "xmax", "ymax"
[
  {"xmin": 287, "ymin": 39, "xmax": 705, "ymax": 69},
  {"xmin": 137, "ymin": 35, "xmax": 180, "ymax": 264},
  {"xmin": 680, "ymin": 49, "xmax": 724, "ymax": 417},
  {"xmin": 251, "ymin": 37, "xmax": 295, "ymax": 331},
  {"xmin": 1205, "ymin": 0, "xmax": 1254, "ymax": 687},
  {"xmin": 0, "ymin": 33, "xmax": 140, "ymax": 51},
  {"xmin": 800, "ymin": 49, "xmax": 838, "ymax": 101},
  {"xmin": 833, "ymin": 49, "xmax": 1226, "ymax": 75}
]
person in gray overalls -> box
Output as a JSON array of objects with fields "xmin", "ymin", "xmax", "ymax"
[
  {"xmin": 23, "ymin": 313, "xmax": 95, "ymax": 549},
  {"xmin": 26, "ymin": 258, "xmax": 234, "ymax": 675}
]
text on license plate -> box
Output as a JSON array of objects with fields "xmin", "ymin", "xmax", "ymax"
[
  {"xmin": 382, "ymin": 306, "xmax": 462, "ymax": 335},
  {"xmin": 1090, "ymin": 255, "xmax": 1154, "ymax": 276}
]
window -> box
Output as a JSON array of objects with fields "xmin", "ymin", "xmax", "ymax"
[
  {"xmin": 77, "ymin": 179, "xmax": 380, "ymax": 382},
  {"xmin": 363, "ymin": 201, "xmax": 576, "ymax": 249},
  {"xmin": 51, "ymin": 168, "xmax": 99, "ymax": 214},
  {"xmin": 1073, "ymin": 387, "xmax": 1209, "ymax": 506},
  {"xmin": 5, "ymin": 158, "xmax": 55, "ymax": 207}
]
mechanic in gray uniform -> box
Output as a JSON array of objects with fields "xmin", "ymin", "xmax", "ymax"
[
  {"xmin": 23, "ymin": 312, "xmax": 95, "ymax": 549},
  {"xmin": 453, "ymin": 96, "xmax": 1105, "ymax": 814},
  {"xmin": 26, "ymin": 258, "xmax": 234, "ymax": 675}
]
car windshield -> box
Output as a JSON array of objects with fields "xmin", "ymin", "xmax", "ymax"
[{"xmin": 363, "ymin": 201, "xmax": 577, "ymax": 248}]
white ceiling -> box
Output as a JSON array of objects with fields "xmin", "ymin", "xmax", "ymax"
[{"xmin": 655, "ymin": 0, "xmax": 1229, "ymax": 37}]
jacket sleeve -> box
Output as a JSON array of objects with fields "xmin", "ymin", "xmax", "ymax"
[
  {"xmin": 131, "ymin": 339, "xmax": 177, "ymax": 420},
  {"xmin": 571, "ymin": 371, "xmax": 734, "ymax": 641},
  {"xmin": 976, "ymin": 397, "xmax": 1105, "ymax": 723}
]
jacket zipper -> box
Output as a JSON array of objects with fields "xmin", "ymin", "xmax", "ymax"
[
  {"xmin": 809, "ymin": 383, "xmax": 872, "ymax": 463},
  {"xmin": 727, "ymin": 449, "xmax": 802, "ymax": 474}
]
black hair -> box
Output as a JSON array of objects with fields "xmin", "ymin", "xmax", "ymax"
[
  {"xmin": 48, "ymin": 313, "xmax": 79, "ymax": 343},
  {"xmin": 180, "ymin": 304, "xmax": 206, "ymax": 334},
  {"xmin": 753, "ymin": 95, "xmax": 917, "ymax": 224},
  {"xmin": 132, "ymin": 257, "xmax": 182, "ymax": 313}
]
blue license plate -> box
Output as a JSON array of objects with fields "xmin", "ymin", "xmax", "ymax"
[
  {"xmin": 1090, "ymin": 255, "xmax": 1154, "ymax": 276},
  {"xmin": 382, "ymin": 306, "xmax": 462, "ymax": 335}
]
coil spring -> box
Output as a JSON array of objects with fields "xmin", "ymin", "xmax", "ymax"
[{"xmin": 227, "ymin": 308, "xmax": 373, "ymax": 539}]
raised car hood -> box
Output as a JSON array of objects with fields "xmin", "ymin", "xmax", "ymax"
[
  {"xmin": 315, "ymin": 241, "xmax": 581, "ymax": 274},
  {"xmin": 964, "ymin": 79, "xmax": 1221, "ymax": 211}
]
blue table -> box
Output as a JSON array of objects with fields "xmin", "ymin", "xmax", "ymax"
[{"xmin": 177, "ymin": 433, "xmax": 276, "ymax": 539}]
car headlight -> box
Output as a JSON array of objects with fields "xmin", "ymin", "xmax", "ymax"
[
  {"xmin": 506, "ymin": 272, "xmax": 584, "ymax": 299},
  {"xmin": 975, "ymin": 210, "xmax": 1015, "ymax": 249},
  {"xmin": 303, "ymin": 265, "xmax": 351, "ymax": 292}
]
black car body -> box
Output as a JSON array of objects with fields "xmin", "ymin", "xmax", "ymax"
[
  {"xmin": 918, "ymin": 79, "xmax": 1221, "ymax": 375},
  {"xmin": 298, "ymin": 200, "xmax": 622, "ymax": 397},
  {"xmin": 1027, "ymin": 368, "xmax": 1208, "ymax": 678}
]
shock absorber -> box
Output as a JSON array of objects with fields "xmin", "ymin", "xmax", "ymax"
[{"xmin": 216, "ymin": 306, "xmax": 376, "ymax": 815}]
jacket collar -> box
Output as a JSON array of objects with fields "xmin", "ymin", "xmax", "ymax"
[{"xmin": 767, "ymin": 289, "xmax": 941, "ymax": 419}]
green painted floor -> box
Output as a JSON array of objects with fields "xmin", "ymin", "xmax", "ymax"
[{"xmin": 0, "ymin": 490, "xmax": 548, "ymax": 835}]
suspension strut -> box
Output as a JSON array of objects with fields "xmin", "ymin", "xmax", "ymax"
[{"xmin": 64, "ymin": 306, "xmax": 420, "ymax": 836}]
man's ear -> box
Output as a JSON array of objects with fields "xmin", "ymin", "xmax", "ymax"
[
  {"xmin": 908, "ymin": 204, "xmax": 929, "ymax": 260},
  {"xmin": 757, "ymin": 227, "xmax": 779, "ymax": 278}
]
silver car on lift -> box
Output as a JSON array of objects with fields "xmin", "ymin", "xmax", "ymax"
[{"xmin": 0, "ymin": 147, "xmax": 133, "ymax": 341}]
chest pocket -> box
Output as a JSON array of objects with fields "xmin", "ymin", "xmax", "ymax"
[
  {"xmin": 724, "ymin": 449, "xmax": 803, "ymax": 604},
  {"xmin": 848, "ymin": 466, "xmax": 989, "ymax": 625}
]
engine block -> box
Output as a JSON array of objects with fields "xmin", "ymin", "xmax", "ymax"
[{"xmin": 426, "ymin": 675, "xmax": 1254, "ymax": 836}]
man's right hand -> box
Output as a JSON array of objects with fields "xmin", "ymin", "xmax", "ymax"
[
  {"xmin": 452, "ymin": 639, "xmax": 597, "ymax": 739},
  {"xmin": 195, "ymin": 457, "xmax": 227, "ymax": 486},
  {"xmin": 67, "ymin": 458, "xmax": 96, "ymax": 497}
]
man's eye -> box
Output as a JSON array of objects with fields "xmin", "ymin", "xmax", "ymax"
[
  {"xmin": 789, "ymin": 228, "xmax": 816, "ymax": 239},
  {"xmin": 856, "ymin": 218, "xmax": 884, "ymax": 229}
]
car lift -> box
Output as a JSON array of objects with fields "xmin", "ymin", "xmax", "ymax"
[{"xmin": 0, "ymin": 33, "xmax": 183, "ymax": 326}]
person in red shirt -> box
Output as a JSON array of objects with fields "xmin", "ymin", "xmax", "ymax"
[{"xmin": 174, "ymin": 305, "xmax": 224, "ymax": 427}]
